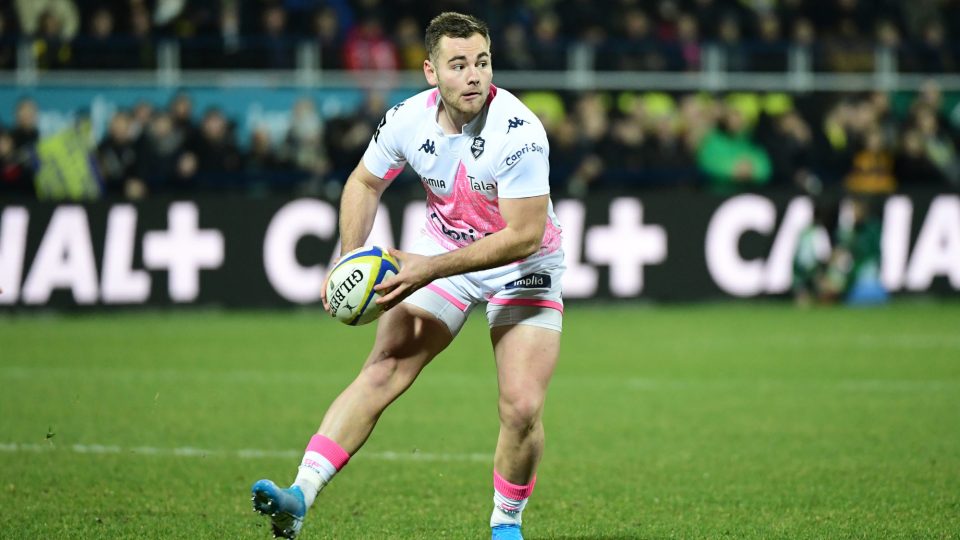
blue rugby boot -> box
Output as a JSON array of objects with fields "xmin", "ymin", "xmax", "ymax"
[
  {"xmin": 251, "ymin": 479, "xmax": 306, "ymax": 539},
  {"xmin": 492, "ymin": 524, "xmax": 523, "ymax": 540}
]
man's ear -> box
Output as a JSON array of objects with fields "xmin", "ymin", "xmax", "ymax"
[{"xmin": 424, "ymin": 59, "xmax": 438, "ymax": 86}]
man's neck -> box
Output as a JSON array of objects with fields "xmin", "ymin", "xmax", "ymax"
[{"xmin": 437, "ymin": 101, "xmax": 477, "ymax": 135}]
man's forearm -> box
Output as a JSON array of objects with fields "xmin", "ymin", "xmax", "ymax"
[{"xmin": 429, "ymin": 226, "xmax": 540, "ymax": 279}]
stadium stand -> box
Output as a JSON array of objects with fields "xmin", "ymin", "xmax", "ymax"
[{"xmin": 0, "ymin": 0, "xmax": 958, "ymax": 200}]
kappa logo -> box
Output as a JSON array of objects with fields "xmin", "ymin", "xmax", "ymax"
[
  {"xmin": 419, "ymin": 139, "xmax": 436, "ymax": 155},
  {"xmin": 505, "ymin": 273, "xmax": 552, "ymax": 289},
  {"xmin": 471, "ymin": 136, "xmax": 485, "ymax": 159},
  {"xmin": 390, "ymin": 102, "xmax": 405, "ymax": 114},
  {"xmin": 506, "ymin": 117, "xmax": 528, "ymax": 133}
]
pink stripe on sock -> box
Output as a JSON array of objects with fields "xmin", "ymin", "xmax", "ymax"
[
  {"xmin": 488, "ymin": 297, "xmax": 564, "ymax": 313},
  {"xmin": 494, "ymin": 471, "xmax": 537, "ymax": 500},
  {"xmin": 426, "ymin": 283, "xmax": 468, "ymax": 312},
  {"xmin": 306, "ymin": 434, "xmax": 350, "ymax": 470}
]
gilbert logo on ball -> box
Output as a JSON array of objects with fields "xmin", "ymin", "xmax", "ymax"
[{"xmin": 326, "ymin": 246, "xmax": 400, "ymax": 325}]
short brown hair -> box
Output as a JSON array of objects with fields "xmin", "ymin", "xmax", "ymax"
[{"xmin": 424, "ymin": 12, "xmax": 490, "ymax": 61}]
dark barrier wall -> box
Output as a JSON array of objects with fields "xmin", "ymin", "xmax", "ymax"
[{"xmin": 1, "ymin": 191, "xmax": 958, "ymax": 309}]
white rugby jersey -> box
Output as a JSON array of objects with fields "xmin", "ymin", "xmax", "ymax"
[{"xmin": 361, "ymin": 85, "xmax": 563, "ymax": 280}]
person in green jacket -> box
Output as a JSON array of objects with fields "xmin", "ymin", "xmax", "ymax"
[{"xmin": 696, "ymin": 105, "xmax": 772, "ymax": 192}]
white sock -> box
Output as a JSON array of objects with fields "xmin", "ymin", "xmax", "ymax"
[
  {"xmin": 490, "ymin": 490, "xmax": 529, "ymax": 527},
  {"xmin": 292, "ymin": 451, "xmax": 338, "ymax": 508}
]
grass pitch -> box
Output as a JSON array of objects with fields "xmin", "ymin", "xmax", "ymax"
[{"xmin": 1, "ymin": 302, "xmax": 958, "ymax": 539}]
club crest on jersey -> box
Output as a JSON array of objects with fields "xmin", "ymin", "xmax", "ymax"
[{"xmin": 471, "ymin": 136, "xmax": 485, "ymax": 158}]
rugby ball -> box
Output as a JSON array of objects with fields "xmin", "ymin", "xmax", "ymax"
[{"xmin": 326, "ymin": 246, "xmax": 400, "ymax": 325}]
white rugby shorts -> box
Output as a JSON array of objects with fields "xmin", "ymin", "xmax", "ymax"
[{"xmin": 402, "ymin": 234, "xmax": 564, "ymax": 336}]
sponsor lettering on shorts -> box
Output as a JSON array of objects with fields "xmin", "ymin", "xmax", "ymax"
[{"xmin": 505, "ymin": 273, "xmax": 551, "ymax": 289}]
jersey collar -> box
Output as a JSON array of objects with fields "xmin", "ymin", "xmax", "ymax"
[{"xmin": 431, "ymin": 84, "xmax": 497, "ymax": 137}]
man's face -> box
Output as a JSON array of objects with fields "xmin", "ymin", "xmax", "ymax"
[{"xmin": 424, "ymin": 33, "xmax": 492, "ymax": 119}]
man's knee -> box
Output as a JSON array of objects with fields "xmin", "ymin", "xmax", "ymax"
[
  {"xmin": 360, "ymin": 354, "xmax": 404, "ymax": 388},
  {"xmin": 498, "ymin": 393, "xmax": 544, "ymax": 434}
]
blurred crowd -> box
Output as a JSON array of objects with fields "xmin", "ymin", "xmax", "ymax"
[
  {"xmin": 1, "ymin": 82, "xmax": 958, "ymax": 200},
  {"xmin": 1, "ymin": 0, "xmax": 959, "ymax": 201},
  {"xmin": 0, "ymin": 0, "xmax": 958, "ymax": 72}
]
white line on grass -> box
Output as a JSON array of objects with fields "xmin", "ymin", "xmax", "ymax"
[{"xmin": 0, "ymin": 442, "xmax": 490, "ymax": 463}]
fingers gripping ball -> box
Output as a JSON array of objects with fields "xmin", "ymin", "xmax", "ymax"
[{"xmin": 326, "ymin": 246, "xmax": 400, "ymax": 325}]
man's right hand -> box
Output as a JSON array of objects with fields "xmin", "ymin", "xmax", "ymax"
[{"xmin": 320, "ymin": 259, "xmax": 338, "ymax": 314}]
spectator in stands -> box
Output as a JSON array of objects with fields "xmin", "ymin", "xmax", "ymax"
[
  {"xmin": 751, "ymin": 12, "xmax": 787, "ymax": 72},
  {"xmin": 15, "ymin": 0, "xmax": 78, "ymax": 41},
  {"xmin": 343, "ymin": 16, "xmax": 398, "ymax": 71},
  {"xmin": 129, "ymin": 100, "xmax": 154, "ymax": 141},
  {"xmin": 717, "ymin": 14, "xmax": 749, "ymax": 72},
  {"xmin": 11, "ymin": 98, "xmax": 39, "ymax": 153},
  {"xmin": 790, "ymin": 17, "xmax": 821, "ymax": 70},
  {"xmin": 311, "ymin": 7, "xmax": 344, "ymax": 70},
  {"xmin": 844, "ymin": 126, "xmax": 896, "ymax": 194},
  {"xmin": 614, "ymin": 9, "xmax": 666, "ymax": 72},
  {"xmin": 75, "ymin": 7, "xmax": 127, "ymax": 69},
  {"xmin": 32, "ymin": 9, "xmax": 73, "ymax": 70},
  {"xmin": 395, "ymin": 16, "xmax": 426, "ymax": 71},
  {"xmin": 562, "ymin": 92, "xmax": 609, "ymax": 195},
  {"xmin": 601, "ymin": 114, "xmax": 646, "ymax": 185},
  {"xmin": 678, "ymin": 93, "xmax": 718, "ymax": 151},
  {"xmin": 696, "ymin": 104, "xmax": 772, "ymax": 192},
  {"xmin": 281, "ymin": 97, "xmax": 329, "ymax": 182},
  {"xmin": 912, "ymin": 105, "xmax": 960, "ymax": 186},
  {"xmin": 760, "ymin": 110, "xmax": 816, "ymax": 189},
  {"xmin": 530, "ymin": 13, "xmax": 566, "ymax": 71},
  {"xmin": 246, "ymin": 126, "xmax": 285, "ymax": 175},
  {"xmin": 168, "ymin": 92, "xmax": 199, "ymax": 151},
  {"xmin": 673, "ymin": 12, "xmax": 701, "ymax": 71},
  {"xmin": 256, "ymin": 4, "xmax": 296, "ymax": 70},
  {"xmin": 644, "ymin": 113, "xmax": 698, "ymax": 187},
  {"xmin": 323, "ymin": 91, "xmax": 382, "ymax": 182},
  {"xmin": 868, "ymin": 90, "xmax": 899, "ymax": 148},
  {"xmin": 97, "ymin": 110, "xmax": 144, "ymax": 199},
  {"xmin": 127, "ymin": 3, "xmax": 157, "ymax": 69},
  {"xmin": 136, "ymin": 112, "xmax": 191, "ymax": 193},
  {"xmin": 653, "ymin": 0, "xmax": 682, "ymax": 42},
  {"xmin": 0, "ymin": 129, "xmax": 33, "ymax": 196},
  {"xmin": 191, "ymin": 107, "xmax": 243, "ymax": 186},
  {"xmin": 0, "ymin": 11, "xmax": 17, "ymax": 70},
  {"xmin": 556, "ymin": 0, "xmax": 608, "ymax": 43},
  {"xmin": 211, "ymin": 0, "xmax": 243, "ymax": 69},
  {"xmin": 915, "ymin": 21, "xmax": 956, "ymax": 73},
  {"xmin": 874, "ymin": 19, "xmax": 906, "ymax": 70},
  {"xmin": 895, "ymin": 128, "xmax": 945, "ymax": 188},
  {"xmin": 823, "ymin": 18, "xmax": 873, "ymax": 72},
  {"xmin": 691, "ymin": 0, "xmax": 724, "ymax": 40},
  {"xmin": 915, "ymin": 78, "xmax": 945, "ymax": 114},
  {"xmin": 495, "ymin": 22, "xmax": 536, "ymax": 71}
]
